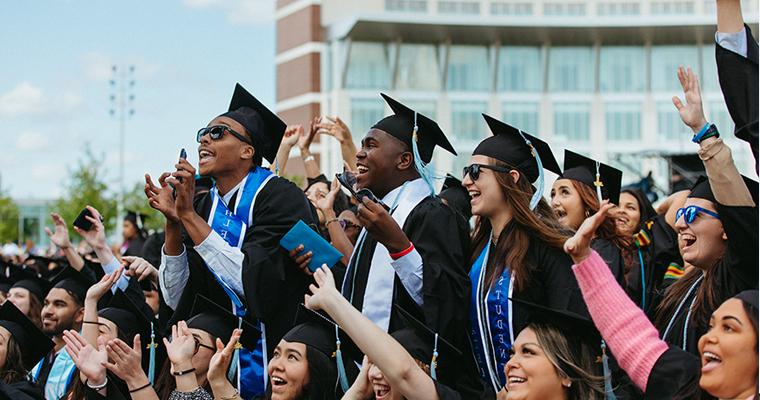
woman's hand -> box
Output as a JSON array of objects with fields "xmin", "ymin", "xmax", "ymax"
[
  {"xmin": 63, "ymin": 330, "xmax": 107, "ymax": 386},
  {"xmin": 672, "ymin": 66, "xmax": 708, "ymax": 133},
  {"xmin": 208, "ymin": 329, "xmax": 242, "ymax": 392},
  {"xmin": 104, "ymin": 335, "xmax": 150, "ymax": 390},
  {"xmin": 164, "ymin": 321, "xmax": 196, "ymax": 371},
  {"xmin": 343, "ymin": 356, "xmax": 374, "ymax": 400},
  {"xmin": 316, "ymin": 179, "xmax": 341, "ymax": 213},
  {"xmin": 564, "ymin": 201, "xmax": 615, "ymax": 264},
  {"xmin": 85, "ymin": 268, "xmax": 123, "ymax": 303},
  {"xmin": 122, "ymin": 256, "xmax": 158, "ymax": 282},
  {"xmin": 45, "ymin": 213, "xmax": 72, "ymax": 250},
  {"xmin": 304, "ymin": 265, "xmax": 339, "ymax": 312}
]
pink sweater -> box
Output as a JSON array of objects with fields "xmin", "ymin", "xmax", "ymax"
[{"xmin": 572, "ymin": 250, "xmax": 669, "ymax": 391}]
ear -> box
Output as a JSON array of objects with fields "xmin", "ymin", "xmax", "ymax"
[
  {"xmin": 509, "ymin": 170, "xmax": 521, "ymax": 184},
  {"xmin": 241, "ymin": 144, "xmax": 254, "ymax": 161},
  {"xmin": 397, "ymin": 151, "xmax": 414, "ymax": 171},
  {"xmin": 74, "ymin": 307, "xmax": 85, "ymax": 324},
  {"xmin": 560, "ymin": 376, "xmax": 572, "ymax": 388}
]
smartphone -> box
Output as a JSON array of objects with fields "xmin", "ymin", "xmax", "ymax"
[
  {"xmin": 335, "ymin": 171, "xmax": 388, "ymax": 210},
  {"xmin": 73, "ymin": 208, "xmax": 97, "ymax": 231},
  {"xmin": 172, "ymin": 148, "xmax": 187, "ymax": 198}
]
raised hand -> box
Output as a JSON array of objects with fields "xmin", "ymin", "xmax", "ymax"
[
  {"xmin": 315, "ymin": 179, "xmax": 341, "ymax": 213},
  {"xmin": 73, "ymin": 205, "xmax": 107, "ymax": 250},
  {"xmin": 63, "ymin": 330, "xmax": 107, "ymax": 386},
  {"xmin": 672, "ymin": 66, "xmax": 708, "ymax": 133},
  {"xmin": 122, "ymin": 256, "xmax": 158, "ymax": 282},
  {"xmin": 208, "ymin": 329, "xmax": 242, "ymax": 388},
  {"xmin": 86, "ymin": 268, "xmax": 123, "ymax": 303},
  {"xmin": 166, "ymin": 158, "xmax": 197, "ymax": 221},
  {"xmin": 301, "ymin": 117, "xmax": 320, "ymax": 152},
  {"xmin": 344, "ymin": 356, "xmax": 374, "ymax": 399},
  {"xmin": 564, "ymin": 201, "xmax": 615, "ymax": 264},
  {"xmin": 163, "ymin": 321, "xmax": 196, "ymax": 371},
  {"xmin": 45, "ymin": 213, "xmax": 72, "ymax": 250},
  {"xmin": 316, "ymin": 116, "xmax": 353, "ymax": 144},
  {"xmin": 304, "ymin": 264, "xmax": 338, "ymax": 312},
  {"xmin": 282, "ymin": 125, "xmax": 302, "ymax": 148},
  {"xmin": 356, "ymin": 196, "xmax": 410, "ymax": 253},
  {"xmin": 145, "ymin": 173, "xmax": 179, "ymax": 222},
  {"xmin": 104, "ymin": 336, "xmax": 151, "ymax": 391}
]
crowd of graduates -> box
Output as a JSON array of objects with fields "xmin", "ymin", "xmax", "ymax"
[{"xmin": 0, "ymin": 1, "xmax": 757, "ymax": 399}]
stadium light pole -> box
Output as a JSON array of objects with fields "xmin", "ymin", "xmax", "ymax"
[{"xmin": 109, "ymin": 64, "xmax": 136, "ymax": 241}]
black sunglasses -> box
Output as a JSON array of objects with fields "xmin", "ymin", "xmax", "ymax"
[
  {"xmin": 462, "ymin": 164, "xmax": 511, "ymax": 181},
  {"xmin": 197, "ymin": 125, "xmax": 252, "ymax": 146}
]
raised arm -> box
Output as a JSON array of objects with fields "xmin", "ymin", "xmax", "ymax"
[
  {"xmin": 317, "ymin": 116, "xmax": 358, "ymax": 172},
  {"xmin": 716, "ymin": 0, "xmax": 745, "ymax": 34},
  {"xmin": 269, "ymin": 125, "xmax": 300, "ymax": 176},
  {"xmin": 299, "ymin": 118, "xmax": 322, "ymax": 179}
]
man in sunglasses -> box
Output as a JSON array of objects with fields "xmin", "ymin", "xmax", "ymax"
[
  {"xmin": 145, "ymin": 83, "xmax": 317, "ymax": 398},
  {"xmin": 336, "ymin": 94, "xmax": 482, "ymax": 397}
]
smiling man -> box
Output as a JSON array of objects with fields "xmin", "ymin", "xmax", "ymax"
[
  {"xmin": 146, "ymin": 83, "xmax": 317, "ymax": 398},
  {"xmin": 340, "ymin": 94, "xmax": 480, "ymax": 397}
]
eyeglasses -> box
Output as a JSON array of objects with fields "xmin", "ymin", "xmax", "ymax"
[
  {"xmin": 194, "ymin": 337, "xmax": 215, "ymax": 354},
  {"xmin": 338, "ymin": 219, "xmax": 360, "ymax": 230},
  {"xmin": 197, "ymin": 125, "xmax": 252, "ymax": 146},
  {"xmin": 675, "ymin": 205, "xmax": 720, "ymax": 224},
  {"xmin": 462, "ymin": 164, "xmax": 510, "ymax": 181}
]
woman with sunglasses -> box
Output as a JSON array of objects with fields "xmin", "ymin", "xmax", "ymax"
[
  {"xmin": 649, "ymin": 66, "xmax": 759, "ymax": 355},
  {"xmin": 462, "ymin": 115, "xmax": 589, "ymax": 396}
]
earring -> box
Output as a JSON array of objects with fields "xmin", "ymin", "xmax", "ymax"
[
  {"xmin": 563, "ymin": 382, "xmax": 572, "ymax": 388},
  {"xmin": 584, "ymin": 209, "xmax": 590, "ymax": 217}
]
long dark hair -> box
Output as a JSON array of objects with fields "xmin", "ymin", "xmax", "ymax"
[
  {"xmin": 620, "ymin": 188, "xmax": 657, "ymax": 232},
  {"xmin": 0, "ymin": 335, "xmax": 26, "ymax": 384},
  {"xmin": 265, "ymin": 345, "xmax": 338, "ymax": 400},
  {"xmin": 470, "ymin": 158, "xmax": 569, "ymax": 290},
  {"xmin": 571, "ymin": 181, "xmax": 632, "ymax": 250}
]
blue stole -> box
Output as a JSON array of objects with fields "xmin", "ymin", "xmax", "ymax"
[
  {"xmin": 468, "ymin": 241, "xmax": 514, "ymax": 393},
  {"xmin": 207, "ymin": 166, "xmax": 273, "ymax": 398},
  {"xmin": 32, "ymin": 348, "xmax": 77, "ymax": 400}
]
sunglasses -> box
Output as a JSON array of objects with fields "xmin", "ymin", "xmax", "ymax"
[
  {"xmin": 675, "ymin": 205, "xmax": 720, "ymax": 224},
  {"xmin": 194, "ymin": 336, "xmax": 215, "ymax": 354},
  {"xmin": 462, "ymin": 163, "xmax": 511, "ymax": 181},
  {"xmin": 197, "ymin": 125, "xmax": 252, "ymax": 146},
  {"xmin": 338, "ymin": 219, "xmax": 360, "ymax": 230}
]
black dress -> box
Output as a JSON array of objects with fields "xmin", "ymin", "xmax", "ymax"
[
  {"xmin": 167, "ymin": 176, "xmax": 318, "ymax": 356},
  {"xmin": 716, "ymin": 24, "xmax": 758, "ymax": 169}
]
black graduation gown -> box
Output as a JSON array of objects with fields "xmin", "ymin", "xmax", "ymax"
[
  {"xmin": 644, "ymin": 346, "xmax": 703, "ymax": 399},
  {"xmin": 660, "ymin": 204, "xmax": 758, "ymax": 355},
  {"xmin": 167, "ymin": 176, "xmax": 318, "ymax": 356},
  {"xmin": 591, "ymin": 237, "xmax": 626, "ymax": 286},
  {"xmin": 122, "ymin": 236, "xmax": 146, "ymax": 258},
  {"xmin": 0, "ymin": 380, "xmax": 44, "ymax": 400},
  {"xmin": 340, "ymin": 196, "xmax": 479, "ymax": 398},
  {"xmin": 716, "ymin": 24, "xmax": 759, "ymax": 169},
  {"xmin": 625, "ymin": 215, "xmax": 682, "ymax": 315}
]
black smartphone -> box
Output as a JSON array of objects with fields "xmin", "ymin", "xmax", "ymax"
[
  {"xmin": 73, "ymin": 208, "xmax": 96, "ymax": 231},
  {"xmin": 172, "ymin": 148, "xmax": 187, "ymax": 198},
  {"xmin": 335, "ymin": 172, "xmax": 388, "ymax": 210}
]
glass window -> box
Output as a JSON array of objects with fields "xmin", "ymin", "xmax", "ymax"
[
  {"xmin": 549, "ymin": 47, "xmax": 594, "ymax": 92},
  {"xmin": 606, "ymin": 103, "xmax": 641, "ymax": 141},
  {"xmin": 351, "ymin": 98, "xmax": 386, "ymax": 143},
  {"xmin": 498, "ymin": 46, "xmax": 542, "ymax": 92},
  {"xmin": 490, "ymin": 2, "xmax": 533, "ymax": 15},
  {"xmin": 657, "ymin": 101, "xmax": 691, "ymax": 141},
  {"xmin": 447, "ymin": 45, "xmax": 491, "ymax": 91},
  {"xmin": 651, "ymin": 46, "xmax": 698, "ymax": 92},
  {"xmin": 502, "ymin": 102, "xmax": 539, "ymax": 134},
  {"xmin": 544, "ymin": 2, "xmax": 586, "ymax": 15},
  {"xmin": 599, "ymin": 47, "xmax": 646, "ymax": 92},
  {"xmin": 451, "ymin": 101, "xmax": 488, "ymax": 142},
  {"xmin": 438, "ymin": 1, "xmax": 480, "ymax": 14},
  {"xmin": 554, "ymin": 102, "xmax": 590, "ymax": 141},
  {"xmin": 385, "ymin": 0, "xmax": 427, "ymax": 12},
  {"xmin": 701, "ymin": 44, "xmax": 721, "ymax": 93},
  {"xmin": 651, "ymin": 1, "xmax": 694, "ymax": 14},
  {"xmin": 345, "ymin": 42, "xmax": 391, "ymax": 89},
  {"xmin": 597, "ymin": 2, "xmax": 640, "ymax": 15},
  {"xmin": 396, "ymin": 44, "xmax": 442, "ymax": 90}
]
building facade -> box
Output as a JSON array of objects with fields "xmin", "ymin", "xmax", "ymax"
[{"xmin": 275, "ymin": 0, "xmax": 758, "ymax": 194}]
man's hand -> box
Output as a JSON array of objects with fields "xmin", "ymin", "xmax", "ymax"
[
  {"xmin": 564, "ymin": 201, "xmax": 615, "ymax": 264},
  {"xmin": 167, "ymin": 158, "xmax": 197, "ymax": 221},
  {"xmin": 289, "ymin": 244, "xmax": 313, "ymax": 276},
  {"xmin": 122, "ymin": 256, "xmax": 158, "ymax": 282},
  {"xmin": 73, "ymin": 206, "xmax": 107, "ymax": 251},
  {"xmin": 145, "ymin": 173, "xmax": 179, "ymax": 222},
  {"xmin": 672, "ymin": 66, "xmax": 708, "ymax": 134},
  {"xmin": 45, "ymin": 213, "xmax": 72, "ymax": 250},
  {"xmin": 356, "ymin": 197, "xmax": 410, "ymax": 254}
]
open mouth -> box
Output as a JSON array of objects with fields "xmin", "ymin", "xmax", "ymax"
[
  {"xmin": 554, "ymin": 208, "xmax": 567, "ymax": 219},
  {"xmin": 701, "ymin": 351, "xmax": 722, "ymax": 373},
  {"xmin": 680, "ymin": 233, "xmax": 697, "ymax": 249},
  {"xmin": 468, "ymin": 190, "xmax": 481, "ymax": 204},
  {"xmin": 373, "ymin": 385, "xmax": 390, "ymax": 399},
  {"xmin": 506, "ymin": 375, "xmax": 527, "ymax": 389},
  {"xmin": 199, "ymin": 148, "xmax": 215, "ymax": 165},
  {"xmin": 356, "ymin": 164, "xmax": 369, "ymax": 176},
  {"xmin": 271, "ymin": 375, "xmax": 288, "ymax": 390}
]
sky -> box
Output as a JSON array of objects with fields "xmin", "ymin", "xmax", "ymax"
[{"xmin": 0, "ymin": 0, "xmax": 276, "ymax": 200}]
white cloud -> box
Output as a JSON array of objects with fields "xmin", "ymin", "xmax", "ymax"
[
  {"xmin": 0, "ymin": 83, "xmax": 45, "ymax": 117},
  {"xmin": 182, "ymin": 0, "xmax": 274, "ymax": 25},
  {"xmin": 83, "ymin": 53, "xmax": 161, "ymax": 82},
  {"xmin": 15, "ymin": 131, "xmax": 50, "ymax": 151}
]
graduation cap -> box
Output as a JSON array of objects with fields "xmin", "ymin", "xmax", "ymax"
[
  {"xmin": 392, "ymin": 305, "xmax": 462, "ymax": 380},
  {"xmin": 219, "ymin": 83, "xmax": 286, "ymax": 164},
  {"xmin": 439, "ymin": 174, "xmax": 472, "ymax": 221},
  {"xmin": 688, "ymin": 175, "xmax": 759, "ymax": 204},
  {"xmin": 10, "ymin": 265, "xmax": 50, "ymax": 301},
  {"xmin": 284, "ymin": 304, "xmax": 360, "ymax": 393},
  {"xmin": 0, "ymin": 301, "xmax": 54, "ymax": 369},
  {"xmin": 124, "ymin": 210, "xmax": 149, "ymax": 231},
  {"xmin": 48, "ymin": 266, "xmax": 93, "ymax": 304},
  {"xmin": 561, "ymin": 150, "xmax": 623, "ymax": 205},
  {"xmin": 186, "ymin": 294, "xmax": 260, "ymax": 349}
]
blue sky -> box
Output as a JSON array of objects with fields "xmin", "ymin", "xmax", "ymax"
[{"xmin": 0, "ymin": 0, "xmax": 275, "ymax": 200}]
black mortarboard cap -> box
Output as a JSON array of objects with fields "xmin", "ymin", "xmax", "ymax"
[
  {"xmin": 735, "ymin": 290, "xmax": 759, "ymax": 310},
  {"xmin": 186, "ymin": 295, "xmax": 260, "ymax": 350},
  {"xmin": 284, "ymin": 305, "xmax": 360, "ymax": 361},
  {"xmin": 372, "ymin": 94, "xmax": 457, "ymax": 163},
  {"xmin": 688, "ymin": 175, "xmax": 759, "ymax": 204},
  {"xmin": 474, "ymin": 114, "xmax": 561, "ymax": 182},
  {"xmin": 510, "ymin": 298, "xmax": 601, "ymax": 348},
  {"xmin": 561, "ymin": 150, "xmax": 623, "ymax": 205},
  {"xmin": 392, "ymin": 305, "xmax": 462, "ymax": 370},
  {"xmin": 49, "ymin": 267, "xmax": 93, "ymax": 304},
  {"xmin": 98, "ymin": 290, "xmax": 154, "ymax": 340},
  {"xmin": 0, "ymin": 301, "xmax": 54, "ymax": 369},
  {"xmin": 439, "ymin": 174, "xmax": 472, "ymax": 221},
  {"xmin": 10, "ymin": 266, "xmax": 50, "ymax": 301},
  {"xmin": 125, "ymin": 210, "xmax": 149, "ymax": 231},
  {"xmin": 219, "ymin": 83, "xmax": 286, "ymax": 164}
]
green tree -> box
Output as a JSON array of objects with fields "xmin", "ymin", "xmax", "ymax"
[
  {"xmin": 53, "ymin": 146, "xmax": 117, "ymax": 236},
  {"xmin": 0, "ymin": 190, "xmax": 19, "ymax": 244}
]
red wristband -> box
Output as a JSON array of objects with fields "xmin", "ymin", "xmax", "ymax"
[{"xmin": 389, "ymin": 243, "xmax": 414, "ymax": 260}]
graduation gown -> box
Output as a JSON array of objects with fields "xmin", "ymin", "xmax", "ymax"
[
  {"xmin": 644, "ymin": 347, "xmax": 703, "ymax": 399},
  {"xmin": 659, "ymin": 204, "xmax": 758, "ymax": 355},
  {"xmin": 122, "ymin": 236, "xmax": 146, "ymax": 258},
  {"xmin": 0, "ymin": 380, "xmax": 44, "ymax": 400},
  {"xmin": 591, "ymin": 237, "xmax": 626, "ymax": 286},
  {"xmin": 167, "ymin": 176, "xmax": 318, "ymax": 356},
  {"xmin": 716, "ymin": 24, "xmax": 759, "ymax": 169}
]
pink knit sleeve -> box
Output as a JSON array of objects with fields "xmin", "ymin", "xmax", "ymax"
[{"xmin": 572, "ymin": 251, "xmax": 669, "ymax": 391}]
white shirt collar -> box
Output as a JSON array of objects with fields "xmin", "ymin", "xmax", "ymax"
[{"xmin": 220, "ymin": 177, "xmax": 246, "ymax": 206}]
